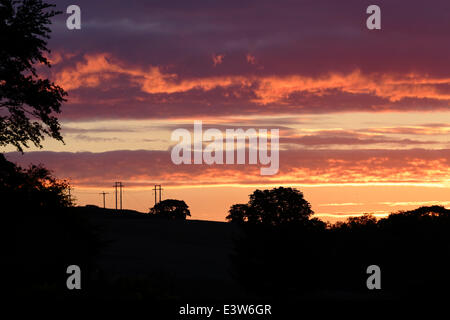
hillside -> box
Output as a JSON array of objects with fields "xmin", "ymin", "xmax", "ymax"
[{"xmin": 69, "ymin": 206, "xmax": 244, "ymax": 299}]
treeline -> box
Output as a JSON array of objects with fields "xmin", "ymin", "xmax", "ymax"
[
  {"xmin": 2, "ymin": 154, "xmax": 102, "ymax": 299},
  {"xmin": 228, "ymin": 188, "xmax": 450, "ymax": 300}
]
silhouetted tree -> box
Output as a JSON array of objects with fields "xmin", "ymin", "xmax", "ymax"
[
  {"xmin": 1, "ymin": 154, "xmax": 102, "ymax": 298},
  {"xmin": 1, "ymin": 0, "xmax": 66, "ymax": 151},
  {"xmin": 228, "ymin": 187, "xmax": 327, "ymax": 296},
  {"xmin": 226, "ymin": 187, "xmax": 314, "ymax": 226},
  {"xmin": 374, "ymin": 206, "xmax": 450, "ymax": 296},
  {"xmin": 0, "ymin": 2, "xmax": 105, "ymax": 299},
  {"xmin": 226, "ymin": 204, "xmax": 251, "ymax": 224},
  {"xmin": 324, "ymin": 206, "xmax": 450, "ymax": 298},
  {"xmin": 335, "ymin": 214, "xmax": 377, "ymax": 231},
  {"xmin": 0, "ymin": 154, "xmax": 72, "ymax": 211},
  {"xmin": 149, "ymin": 199, "xmax": 191, "ymax": 220}
]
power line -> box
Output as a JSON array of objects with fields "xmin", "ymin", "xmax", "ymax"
[{"xmin": 74, "ymin": 191, "xmax": 103, "ymax": 194}]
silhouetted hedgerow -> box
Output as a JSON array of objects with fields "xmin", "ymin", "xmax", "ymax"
[{"xmin": 229, "ymin": 187, "xmax": 450, "ymax": 300}]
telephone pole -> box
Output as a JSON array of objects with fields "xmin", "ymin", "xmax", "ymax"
[
  {"xmin": 114, "ymin": 182, "xmax": 118, "ymax": 210},
  {"xmin": 113, "ymin": 182, "xmax": 124, "ymax": 211},
  {"xmin": 120, "ymin": 182, "xmax": 123, "ymax": 210},
  {"xmin": 99, "ymin": 192, "xmax": 109, "ymax": 208},
  {"xmin": 153, "ymin": 184, "xmax": 163, "ymax": 206},
  {"xmin": 67, "ymin": 177, "xmax": 72, "ymax": 202}
]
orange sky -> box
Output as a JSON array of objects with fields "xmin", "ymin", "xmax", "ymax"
[
  {"xmin": 4, "ymin": 0, "xmax": 450, "ymax": 222},
  {"xmin": 6, "ymin": 112, "xmax": 450, "ymax": 222}
]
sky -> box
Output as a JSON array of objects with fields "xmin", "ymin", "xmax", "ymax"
[{"xmin": 4, "ymin": 0, "xmax": 450, "ymax": 222}]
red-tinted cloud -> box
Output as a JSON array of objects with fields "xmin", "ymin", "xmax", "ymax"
[
  {"xmin": 6, "ymin": 148, "xmax": 450, "ymax": 187},
  {"xmin": 50, "ymin": 54, "xmax": 450, "ymax": 120},
  {"xmin": 41, "ymin": 0, "xmax": 450, "ymax": 120}
]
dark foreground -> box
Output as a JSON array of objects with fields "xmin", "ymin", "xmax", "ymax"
[{"xmin": 11, "ymin": 205, "xmax": 450, "ymax": 311}]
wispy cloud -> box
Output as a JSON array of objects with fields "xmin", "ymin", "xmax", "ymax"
[{"xmin": 6, "ymin": 148, "xmax": 450, "ymax": 188}]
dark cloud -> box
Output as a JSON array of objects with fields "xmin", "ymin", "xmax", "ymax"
[{"xmin": 49, "ymin": 0, "xmax": 450, "ymax": 75}]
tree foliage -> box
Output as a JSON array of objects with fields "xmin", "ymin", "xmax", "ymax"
[
  {"xmin": 0, "ymin": 153, "xmax": 72, "ymax": 211},
  {"xmin": 149, "ymin": 199, "xmax": 191, "ymax": 220},
  {"xmin": 226, "ymin": 187, "xmax": 314, "ymax": 226},
  {"xmin": 0, "ymin": 0, "xmax": 66, "ymax": 151},
  {"xmin": 231, "ymin": 203, "xmax": 450, "ymax": 298}
]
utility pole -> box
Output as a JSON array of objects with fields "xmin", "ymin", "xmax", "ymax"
[
  {"xmin": 114, "ymin": 182, "xmax": 118, "ymax": 210},
  {"xmin": 99, "ymin": 192, "xmax": 109, "ymax": 209},
  {"xmin": 153, "ymin": 185, "xmax": 157, "ymax": 206},
  {"xmin": 119, "ymin": 182, "xmax": 123, "ymax": 210},
  {"xmin": 153, "ymin": 184, "xmax": 163, "ymax": 206},
  {"xmin": 67, "ymin": 177, "xmax": 72, "ymax": 202},
  {"xmin": 114, "ymin": 182, "xmax": 124, "ymax": 211},
  {"xmin": 67, "ymin": 183, "xmax": 74, "ymax": 205}
]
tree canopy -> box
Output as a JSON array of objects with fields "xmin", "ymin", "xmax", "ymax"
[
  {"xmin": 226, "ymin": 187, "xmax": 314, "ymax": 226},
  {"xmin": 149, "ymin": 199, "xmax": 191, "ymax": 220},
  {"xmin": 0, "ymin": 0, "xmax": 66, "ymax": 152},
  {"xmin": 0, "ymin": 153, "xmax": 72, "ymax": 211}
]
